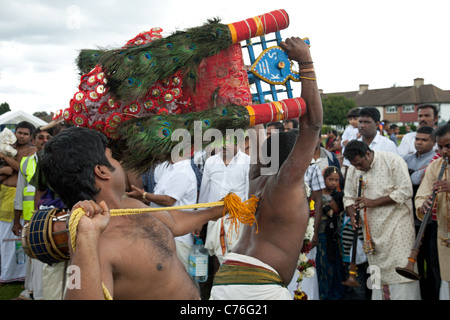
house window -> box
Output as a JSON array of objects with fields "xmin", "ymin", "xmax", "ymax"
[
  {"xmin": 402, "ymin": 105, "xmax": 415, "ymax": 113},
  {"xmin": 386, "ymin": 106, "xmax": 397, "ymax": 113}
]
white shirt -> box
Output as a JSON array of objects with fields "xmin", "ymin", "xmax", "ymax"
[
  {"xmin": 198, "ymin": 150, "xmax": 250, "ymax": 203},
  {"xmin": 199, "ymin": 150, "xmax": 250, "ymax": 262},
  {"xmin": 150, "ymin": 159, "xmax": 197, "ymax": 245},
  {"xmin": 343, "ymin": 131, "xmax": 398, "ymax": 166},
  {"xmin": 341, "ymin": 126, "xmax": 359, "ymax": 147},
  {"xmin": 397, "ymin": 131, "xmax": 416, "ymax": 157}
]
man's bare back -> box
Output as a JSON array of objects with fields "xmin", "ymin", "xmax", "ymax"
[{"xmin": 222, "ymin": 36, "xmax": 323, "ymax": 286}]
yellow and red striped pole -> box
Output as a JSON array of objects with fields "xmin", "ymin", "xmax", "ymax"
[
  {"xmin": 246, "ymin": 97, "xmax": 306, "ymax": 126},
  {"xmin": 228, "ymin": 9, "xmax": 290, "ymax": 44}
]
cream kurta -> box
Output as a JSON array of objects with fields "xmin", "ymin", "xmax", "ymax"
[
  {"xmin": 343, "ymin": 151, "xmax": 416, "ymax": 285},
  {"xmin": 415, "ymin": 156, "xmax": 450, "ymax": 282}
]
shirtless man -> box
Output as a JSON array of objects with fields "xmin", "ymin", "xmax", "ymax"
[
  {"xmin": 210, "ymin": 36, "xmax": 323, "ymax": 299},
  {"xmin": 0, "ymin": 121, "xmax": 36, "ymax": 284},
  {"xmin": 0, "ymin": 121, "xmax": 36, "ymax": 187},
  {"xmin": 40, "ymin": 126, "xmax": 224, "ymax": 300}
]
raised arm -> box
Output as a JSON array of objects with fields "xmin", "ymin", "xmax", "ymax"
[{"xmin": 277, "ymin": 37, "xmax": 323, "ymax": 183}]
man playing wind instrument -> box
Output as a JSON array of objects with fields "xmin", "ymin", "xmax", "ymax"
[{"xmin": 343, "ymin": 140, "xmax": 421, "ymax": 300}]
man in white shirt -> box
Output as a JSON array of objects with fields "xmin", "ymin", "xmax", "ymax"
[
  {"xmin": 200, "ymin": 141, "xmax": 250, "ymax": 264},
  {"xmin": 397, "ymin": 104, "xmax": 439, "ymax": 157},
  {"xmin": 343, "ymin": 107, "xmax": 397, "ymax": 167}
]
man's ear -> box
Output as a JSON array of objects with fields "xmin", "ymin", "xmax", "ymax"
[{"xmin": 94, "ymin": 165, "xmax": 112, "ymax": 180}]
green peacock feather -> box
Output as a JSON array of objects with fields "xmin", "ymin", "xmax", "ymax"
[
  {"xmin": 98, "ymin": 18, "xmax": 232, "ymax": 103},
  {"xmin": 111, "ymin": 104, "xmax": 250, "ymax": 174},
  {"xmin": 76, "ymin": 49, "xmax": 104, "ymax": 75}
]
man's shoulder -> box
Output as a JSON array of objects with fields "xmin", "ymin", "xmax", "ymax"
[{"xmin": 376, "ymin": 150, "xmax": 401, "ymax": 160}]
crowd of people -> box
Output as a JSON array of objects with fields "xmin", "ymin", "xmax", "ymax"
[{"xmin": 0, "ymin": 36, "xmax": 449, "ymax": 301}]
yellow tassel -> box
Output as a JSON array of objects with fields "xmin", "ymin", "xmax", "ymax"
[
  {"xmin": 223, "ymin": 193, "xmax": 259, "ymax": 240},
  {"xmin": 309, "ymin": 199, "xmax": 315, "ymax": 211}
]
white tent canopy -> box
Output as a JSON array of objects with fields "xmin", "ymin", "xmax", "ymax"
[{"xmin": 0, "ymin": 110, "xmax": 48, "ymax": 129}]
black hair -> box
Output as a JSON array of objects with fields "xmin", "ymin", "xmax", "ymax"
[
  {"xmin": 323, "ymin": 166, "xmax": 343, "ymax": 181},
  {"xmin": 33, "ymin": 126, "xmax": 53, "ymax": 139},
  {"xmin": 284, "ymin": 119, "xmax": 299, "ymax": 129},
  {"xmin": 347, "ymin": 108, "xmax": 360, "ymax": 118},
  {"xmin": 358, "ymin": 107, "xmax": 380, "ymax": 123},
  {"xmin": 40, "ymin": 126, "xmax": 115, "ymax": 209},
  {"xmin": 263, "ymin": 129, "xmax": 298, "ymax": 170},
  {"xmin": 343, "ymin": 140, "xmax": 371, "ymax": 162},
  {"xmin": 266, "ymin": 121, "xmax": 285, "ymax": 131},
  {"xmin": 417, "ymin": 104, "xmax": 438, "ymax": 119},
  {"xmin": 16, "ymin": 121, "xmax": 36, "ymax": 136},
  {"xmin": 327, "ymin": 129, "xmax": 337, "ymax": 136},
  {"xmin": 416, "ymin": 125, "xmax": 434, "ymax": 136},
  {"xmin": 433, "ymin": 124, "xmax": 450, "ymax": 140}
]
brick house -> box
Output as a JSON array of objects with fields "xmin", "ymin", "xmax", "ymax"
[{"xmin": 321, "ymin": 78, "xmax": 450, "ymax": 125}]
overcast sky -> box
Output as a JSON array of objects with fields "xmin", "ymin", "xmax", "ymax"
[{"xmin": 1, "ymin": 0, "xmax": 449, "ymax": 115}]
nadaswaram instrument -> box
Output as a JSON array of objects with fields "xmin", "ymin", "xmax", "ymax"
[
  {"xmin": 396, "ymin": 157, "xmax": 448, "ymax": 280},
  {"xmin": 342, "ymin": 175, "xmax": 363, "ymax": 287}
]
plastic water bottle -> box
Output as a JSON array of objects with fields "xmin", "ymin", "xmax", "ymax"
[
  {"xmin": 188, "ymin": 236, "xmax": 209, "ymax": 282},
  {"xmin": 15, "ymin": 240, "xmax": 25, "ymax": 265}
]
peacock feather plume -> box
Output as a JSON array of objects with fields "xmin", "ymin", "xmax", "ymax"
[
  {"xmin": 98, "ymin": 18, "xmax": 232, "ymax": 103},
  {"xmin": 112, "ymin": 104, "xmax": 249, "ymax": 174},
  {"xmin": 76, "ymin": 49, "xmax": 104, "ymax": 75}
]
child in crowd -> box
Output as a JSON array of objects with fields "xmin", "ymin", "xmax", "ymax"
[{"xmin": 316, "ymin": 166, "xmax": 346, "ymax": 300}]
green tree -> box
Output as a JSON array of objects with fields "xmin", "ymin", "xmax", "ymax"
[
  {"xmin": 321, "ymin": 95, "xmax": 357, "ymax": 127},
  {"xmin": 0, "ymin": 102, "xmax": 10, "ymax": 115}
]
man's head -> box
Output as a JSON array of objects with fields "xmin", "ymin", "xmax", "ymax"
[
  {"xmin": 343, "ymin": 140, "xmax": 374, "ymax": 172},
  {"xmin": 15, "ymin": 121, "xmax": 35, "ymax": 147},
  {"xmin": 433, "ymin": 124, "xmax": 450, "ymax": 160},
  {"xmin": 283, "ymin": 119, "xmax": 298, "ymax": 132},
  {"xmin": 414, "ymin": 126, "xmax": 435, "ymax": 155},
  {"xmin": 32, "ymin": 127, "xmax": 52, "ymax": 153},
  {"xmin": 358, "ymin": 107, "xmax": 380, "ymax": 140},
  {"xmin": 389, "ymin": 124, "xmax": 399, "ymax": 135},
  {"xmin": 266, "ymin": 122, "xmax": 284, "ymax": 138},
  {"xmin": 261, "ymin": 129, "xmax": 298, "ymax": 174},
  {"xmin": 417, "ymin": 104, "xmax": 439, "ymax": 128},
  {"xmin": 40, "ymin": 127, "xmax": 119, "ymax": 209}
]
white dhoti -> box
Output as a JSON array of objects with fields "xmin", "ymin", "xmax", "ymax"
[
  {"xmin": 175, "ymin": 240, "xmax": 193, "ymax": 272},
  {"xmin": 371, "ymin": 281, "xmax": 421, "ymax": 300},
  {"xmin": 43, "ymin": 261, "xmax": 69, "ymax": 300},
  {"xmin": 440, "ymin": 280, "xmax": 449, "ymax": 300},
  {"xmin": 205, "ymin": 217, "xmax": 243, "ymax": 264},
  {"xmin": 0, "ymin": 220, "xmax": 26, "ymax": 283},
  {"xmin": 22, "ymin": 257, "xmax": 44, "ymax": 299},
  {"xmin": 210, "ymin": 252, "xmax": 292, "ymax": 300}
]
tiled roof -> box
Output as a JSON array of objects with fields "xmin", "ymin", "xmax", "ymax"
[{"xmin": 321, "ymin": 83, "xmax": 450, "ymax": 107}]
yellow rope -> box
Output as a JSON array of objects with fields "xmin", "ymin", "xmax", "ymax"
[{"xmin": 68, "ymin": 193, "xmax": 258, "ymax": 300}]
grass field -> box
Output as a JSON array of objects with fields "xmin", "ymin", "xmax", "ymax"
[{"xmin": 0, "ymin": 281, "xmax": 25, "ymax": 300}]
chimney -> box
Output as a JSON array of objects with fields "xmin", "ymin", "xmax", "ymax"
[
  {"xmin": 359, "ymin": 84, "xmax": 369, "ymax": 94},
  {"xmin": 414, "ymin": 78, "xmax": 424, "ymax": 87}
]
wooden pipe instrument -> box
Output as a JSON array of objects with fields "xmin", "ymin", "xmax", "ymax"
[
  {"xmin": 342, "ymin": 175, "xmax": 363, "ymax": 287},
  {"xmin": 395, "ymin": 157, "xmax": 448, "ymax": 280}
]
